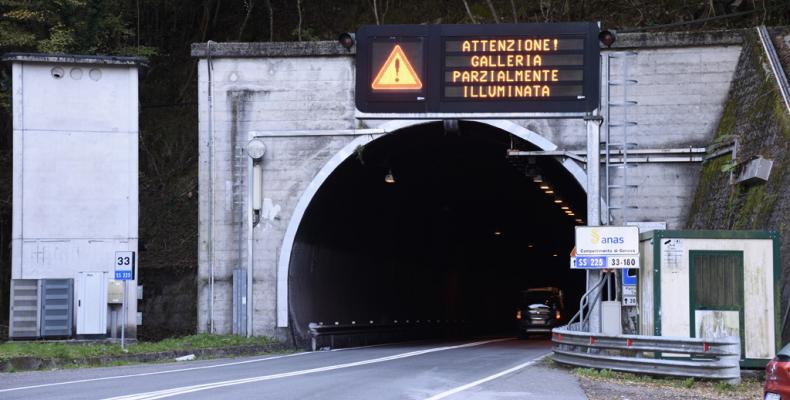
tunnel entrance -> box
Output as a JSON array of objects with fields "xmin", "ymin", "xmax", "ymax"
[{"xmin": 288, "ymin": 121, "xmax": 588, "ymax": 344}]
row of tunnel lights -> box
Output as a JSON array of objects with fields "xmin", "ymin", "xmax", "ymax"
[
  {"xmin": 533, "ymin": 175, "xmax": 585, "ymax": 225},
  {"xmin": 492, "ymin": 175, "xmax": 584, "ymax": 247}
]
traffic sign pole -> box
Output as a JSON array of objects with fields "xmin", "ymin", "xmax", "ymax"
[
  {"xmin": 114, "ymin": 250, "xmax": 135, "ymax": 351},
  {"xmin": 586, "ymin": 113, "xmax": 602, "ymax": 333},
  {"xmin": 121, "ymin": 280, "xmax": 126, "ymax": 350}
]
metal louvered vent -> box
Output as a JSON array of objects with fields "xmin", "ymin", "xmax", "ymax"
[
  {"xmin": 9, "ymin": 279, "xmax": 40, "ymax": 338},
  {"xmin": 40, "ymin": 279, "xmax": 74, "ymax": 337}
]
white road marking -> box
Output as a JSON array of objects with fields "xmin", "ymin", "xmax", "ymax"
[
  {"xmin": 0, "ymin": 352, "xmax": 311, "ymax": 393},
  {"xmin": 102, "ymin": 338, "xmax": 512, "ymax": 400},
  {"xmin": 422, "ymin": 352, "xmax": 550, "ymax": 400}
]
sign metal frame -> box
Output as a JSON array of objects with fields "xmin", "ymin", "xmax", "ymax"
[{"xmin": 355, "ymin": 22, "xmax": 600, "ymax": 114}]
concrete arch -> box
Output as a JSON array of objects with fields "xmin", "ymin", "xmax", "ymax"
[{"xmin": 276, "ymin": 119, "xmax": 593, "ymax": 327}]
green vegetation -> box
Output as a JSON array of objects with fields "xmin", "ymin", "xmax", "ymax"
[
  {"xmin": 0, "ymin": 334, "xmax": 280, "ymax": 362},
  {"xmin": 714, "ymin": 381, "xmax": 735, "ymax": 392},
  {"xmin": 570, "ymin": 366, "xmax": 759, "ymax": 395},
  {"xmin": 687, "ymin": 29, "xmax": 790, "ymax": 232}
]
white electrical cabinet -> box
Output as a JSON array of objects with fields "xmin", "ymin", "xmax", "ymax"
[{"xmin": 77, "ymin": 271, "xmax": 108, "ymax": 335}]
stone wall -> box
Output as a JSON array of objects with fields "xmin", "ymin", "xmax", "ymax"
[{"xmin": 686, "ymin": 29, "xmax": 790, "ymax": 342}]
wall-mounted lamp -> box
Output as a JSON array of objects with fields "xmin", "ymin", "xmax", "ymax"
[
  {"xmin": 246, "ymin": 139, "xmax": 266, "ymax": 160},
  {"xmin": 384, "ymin": 169, "xmax": 396, "ymax": 184},
  {"xmin": 246, "ymin": 139, "xmax": 266, "ymax": 225},
  {"xmin": 338, "ymin": 32, "xmax": 355, "ymax": 50},
  {"xmin": 598, "ymin": 30, "xmax": 616, "ymax": 48}
]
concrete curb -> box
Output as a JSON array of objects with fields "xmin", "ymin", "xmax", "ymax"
[{"xmin": 0, "ymin": 342, "xmax": 294, "ymax": 372}]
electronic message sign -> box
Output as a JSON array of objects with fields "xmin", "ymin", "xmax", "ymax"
[{"xmin": 355, "ymin": 22, "xmax": 600, "ymax": 114}]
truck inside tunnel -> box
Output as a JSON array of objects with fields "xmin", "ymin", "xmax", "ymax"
[{"xmin": 288, "ymin": 121, "xmax": 588, "ymax": 344}]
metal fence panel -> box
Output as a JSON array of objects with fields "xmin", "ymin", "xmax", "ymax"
[
  {"xmin": 40, "ymin": 279, "xmax": 74, "ymax": 337},
  {"xmin": 9, "ymin": 279, "xmax": 40, "ymax": 338}
]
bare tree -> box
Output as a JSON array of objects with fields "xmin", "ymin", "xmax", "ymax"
[
  {"xmin": 265, "ymin": 0, "xmax": 274, "ymax": 41},
  {"xmin": 539, "ymin": 0, "xmax": 552, "ymax": 22},
  {"xmin": 238, "ymin": 0, "xmax": 255, "ymax": 41},
  {"xmin": 297, "ymin": 0, "xmax": 303, "ymax": 41},
  {"xmin": 510, "ymin": 0, "xmax": 518, "ymax": 23},
  {"xmin": 372, "ymin": 0, "xmax": 380, "ymax": 25},
  {"xmin": 461, "ymin": 0, "xmax": 478, "ymax": 23},
  {"xmin": 485, "ymin": 0, "xmax": 500, "ymax": 23}
]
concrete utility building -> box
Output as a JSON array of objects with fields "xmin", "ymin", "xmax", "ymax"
[
  {"xmin": 6, "ymin": 54, "xmax": 144, "ymax": 339},
  {"xmin": 191, "ymin": 30, "xmax": 749, "ymax": 344}
]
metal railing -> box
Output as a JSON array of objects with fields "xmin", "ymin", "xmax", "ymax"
[
  {"xmin": 757, "ymin": 25, "xmax": 790, "ymax": 114},
  {"xmin": 308, "ymin": 320, "xmax": 470, "ymax": 351},
  {"xmin": 565, "ymin": 273, "xmax": 607, "ymax": 332},
  {"xmin": 551, "ymin": 323, "xmax": 741, "ymax": 383}
]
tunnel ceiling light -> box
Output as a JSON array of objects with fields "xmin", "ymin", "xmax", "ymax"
[
  {"xmin": 384, "ymin": 169, "xmax": 396, "ymax": 184},
  {"xmin": 561, "ymin": 206, "xmax": 569, "ymax": 210},
  {"xmin": 552, "ymin": 254, "xmax": 558, "ymax": 257},
  {"xmin": 545, "ymin": 190, "xmax": 554, "ymax": 194},
  {"xmin": 494, "ymin": 230, "xmax": 502, "ymax": 236},
  {"xmin": 539, "ymin": 185, "xmax": 550, "ymax": 190},
  {"xmin": 528, "ymin": 244, "xmax": 534, "ymax": 248},
  {"xmin": 532, "ymin": 176, "xmax": 543, "ymax": 183},
  {"xmin": 554, "ymin": 199, "xmax": 563, "ymax": 204}
]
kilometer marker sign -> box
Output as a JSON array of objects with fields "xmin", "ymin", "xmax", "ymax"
[{"xmin": 371, "ymin": 45, "xmax": 423, "ymax": 90}]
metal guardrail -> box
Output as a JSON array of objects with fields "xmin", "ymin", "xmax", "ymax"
[
  {"xmin": 308, "ymin": 320, "xmax": 470, "ymax": 351},
  {"xmin": 551, "ymin": 323, "xmax": 741, "ymax": 384}
]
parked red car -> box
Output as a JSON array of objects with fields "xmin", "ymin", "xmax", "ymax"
[{"xmin": 765, "ymin": 343, "xmax": 790, "ymax": 400}]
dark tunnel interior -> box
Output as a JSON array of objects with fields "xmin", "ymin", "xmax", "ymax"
[{"xmin": 288, "ymin": 121, "xmax": 588, "ymax": 343}]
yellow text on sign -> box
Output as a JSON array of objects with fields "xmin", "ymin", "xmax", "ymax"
[{"xmin": 371, "ymin": 45, "xmax": 423, "ymax": 90}]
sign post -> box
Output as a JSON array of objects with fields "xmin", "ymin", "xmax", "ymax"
[
  {"xmin": 114, "ymin": 251, "xmax": 135, "ymax": 350},
  {"xmin": 572, "ymin": 226, "xmax": 639, "ymax": 332}
]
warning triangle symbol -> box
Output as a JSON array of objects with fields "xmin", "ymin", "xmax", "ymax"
[{"xmin": 371, "ymin": 45, "xmax": 423, "ymax": 90}]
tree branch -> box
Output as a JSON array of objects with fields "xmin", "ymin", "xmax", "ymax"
[
  {"xmin": 372, "ymin": 0, "xmax": 380, "ymax": 25},
  {"xmin": 510, "ymin": 0, "xmax": 518, "ymax": 23},
  {"xmin": 296, "ymin": 0, "xmax": 303, "ymax": 41},
  {"xmin": 237, "ymin": 0, "xmax": 255, "ymax": 41},
  {"xmin": 265, "ymin": 0, "xmax": 273, "ymax": 41},
  {"xmin": 486, "ymin": 0, "xmax": 500, "ymax": 23},
  {"xmin": 461, "ymin": 0, "xmax": 478, "ymax": 23}
]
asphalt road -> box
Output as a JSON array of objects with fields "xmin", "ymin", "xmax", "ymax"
[{"xmin": 0, "ymin": 337, "xmax": 586, "ymax": 400}]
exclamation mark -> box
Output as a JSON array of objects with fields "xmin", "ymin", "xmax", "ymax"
[{"xmin": 395, "ymin": 58, "xmax": 400, "ymax": 82}]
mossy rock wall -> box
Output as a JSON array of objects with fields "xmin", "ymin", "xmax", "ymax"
[{"xmin": 686, "ymin": 28, "xmax": 790, "ymax": 343}]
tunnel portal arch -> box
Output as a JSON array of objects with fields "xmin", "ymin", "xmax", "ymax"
[{"xmin": 276, "ymin": 119, "xmax": 597, "ymax": 328}]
